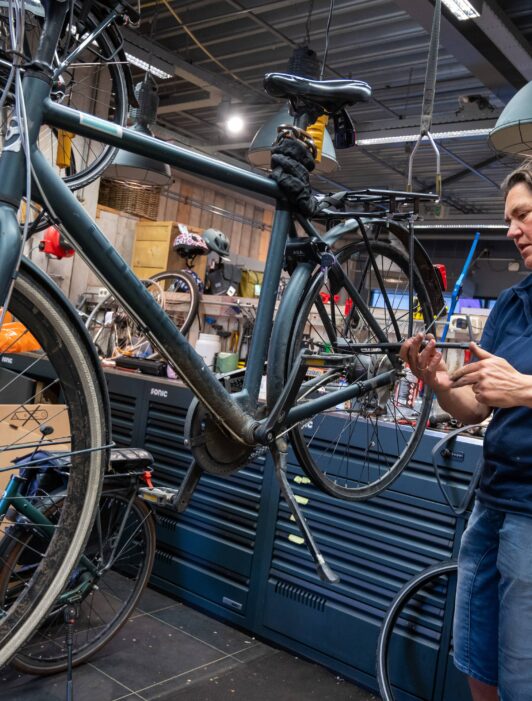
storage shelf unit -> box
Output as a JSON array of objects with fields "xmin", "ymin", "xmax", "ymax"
[{"xmin": 2, "ymin": 355, "xmax": 476, "ymax": 701}]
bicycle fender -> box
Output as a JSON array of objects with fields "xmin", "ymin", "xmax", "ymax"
[
  {"xmin": 267, "ymin": 262, "xmax": 314, "ymax": 408},
  {"xmin": 19, "ymin": 257, "xmax": 111, "ymax": 439}
]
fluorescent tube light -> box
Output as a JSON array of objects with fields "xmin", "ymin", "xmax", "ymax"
[
  {"xmin": 125, "ymin": 53, "xmax": 173, "ymax": 80},
  {"xmin": 442, "ymin": 0, "xmax": 480, "ymax": 20},
  {"xmin": 358, "ymin": 127, "xmax": 491, "ymax": 145}
]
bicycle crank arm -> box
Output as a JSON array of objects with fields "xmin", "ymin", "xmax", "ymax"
[{"xmin": 272, "ymin": 438, "xmax": 339, "ymax": 585}]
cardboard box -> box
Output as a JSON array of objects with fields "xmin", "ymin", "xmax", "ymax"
[{"xmin": 0, "ymin": 404, "xmax": 70, "ymax": 494}]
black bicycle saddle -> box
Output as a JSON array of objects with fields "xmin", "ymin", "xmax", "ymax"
[{"xmin": 263, "ymin": 73, "xmax": 372, "ymax": 114}]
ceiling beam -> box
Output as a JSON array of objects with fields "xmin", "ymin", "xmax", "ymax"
[
  {"xmin": 393, "ymin": 0, "xmax": 532, "ymax": 103},
  {"xmin": 122, "ymin": 27, "xmax": 267, "ymax": 106}
]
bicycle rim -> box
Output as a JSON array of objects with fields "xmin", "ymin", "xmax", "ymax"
[
  {"xmin": 7, "ymin": 494, "xmax": 155, "ymax": 674},
  {"xmin": 149, "ymin": 270, "xmax": 201, "ymax": 338},
  {"xmin": 376, "ymin": 560, "xmax": 458, "ymax": 701},
  {"xmin": 286, "ymin": 240, "xmax": 433, "ymax": 500},
  {"xmin": 0, "ymin": 264, "xmax": 107, "ymax": 664},
  {"xmin": 0, "ymin": 5, "xmax": 128, "ymax": 191}
]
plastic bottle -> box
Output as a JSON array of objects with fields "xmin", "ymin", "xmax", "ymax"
[{"xmin": 195, "ymin": 333, "xmax": 221, "ymax": 369}]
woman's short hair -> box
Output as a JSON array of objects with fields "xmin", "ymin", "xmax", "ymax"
[{"xmin": 501, "ymin": 159, "xmax": 532, "ymax": 198}]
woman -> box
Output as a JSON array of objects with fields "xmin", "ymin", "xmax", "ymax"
[{"xmin": 400, "ymin": 161, "xmax": 532, "ymax": 701}]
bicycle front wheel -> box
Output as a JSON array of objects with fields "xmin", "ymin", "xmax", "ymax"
[
  {"xmin": 376, "ymin": 560, "xmax": 458, "ymax": 701},
  {"xmin": 0, "ymin": 4, "xmax": 128, "ymax": 191},
  {"xmin": 6, "ymin": 494, "xmax": 155, "ymax": 675},
  {"xmin": 0, "ymin": 262, "xmax": 107, "ymax": 665},
  {"xmin": 284, "ymin": 240, "xmax": 433, "ymax": 500}
]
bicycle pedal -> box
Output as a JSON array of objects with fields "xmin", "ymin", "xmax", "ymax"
[{"xmin": 138, "ymin": 485, "xmax": 179, "ymax": 507}]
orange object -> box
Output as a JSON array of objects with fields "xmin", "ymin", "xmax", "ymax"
[
  {"xmin": 0, "ymin": 322, "xmax": 41, "ymax": 352},
  {"xmin": 142, "ymin": 470, "xmax": 154, "ymax": 489}
]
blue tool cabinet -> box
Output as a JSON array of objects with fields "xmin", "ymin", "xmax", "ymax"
[{"xmin": 104, "ymin": 370, "xmax": 477, "ymax": 701}]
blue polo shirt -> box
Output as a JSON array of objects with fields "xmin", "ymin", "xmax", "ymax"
[{"xmin": 477, "ymin": 274, "xmax": 532, "ymax": 515}]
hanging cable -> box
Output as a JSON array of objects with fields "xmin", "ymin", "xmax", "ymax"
[
  {"xmin": 319, "ymin": 0, "xmax": 335, "ymax": 80},
  {"xmin": 407, "ymin": 0, "xmax": 442, "ymax": 200},
  {"xmin": 304, "ymin": 0, "xmax": 314, "ymax": 46}
]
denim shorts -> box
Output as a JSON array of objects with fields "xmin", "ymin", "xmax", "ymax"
[{"xmin": 453, "ymin": 501, "xmax": 532, "ymax": 700}]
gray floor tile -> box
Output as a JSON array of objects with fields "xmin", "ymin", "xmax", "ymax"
[
  {"xmin": 88, "ymin": 613, "xmax": 225, "ymax": 692},
  {"xmin": 152, "ymin": 603, "xmax": 257, "ymax": 655}
]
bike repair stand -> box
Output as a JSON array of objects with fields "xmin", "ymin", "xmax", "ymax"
[
  {"xmin": 64, "ymin": 604, "xmax": 79, "ymax": 701},
  {"xmin": 271, "ymin": 438, "xmax": 339, "ymax": 585}
]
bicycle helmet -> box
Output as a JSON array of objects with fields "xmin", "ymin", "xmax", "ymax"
[
  {"xmin": 172, "ymin": 232, "xmax": 209, "ymax": 257},
  {"xmin": 203, "ymin": 228, "xmax": 231, "ymax": 259}
]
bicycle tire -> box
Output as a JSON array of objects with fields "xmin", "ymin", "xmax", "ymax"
[
  {"xmin": 6, "ymin": 493, "xmax": 155, "ymax": 675},
  {"xmin": 0, "ymin": 4, "xmax": 128, "ymax": 191},
  {"xmin": 149, "ymin": 270, "xmax": 201, "ymax": 338},
  {"xmin": 0, "ymin": 261, "xmax": 107, "ymax": 665},
  {"xmin": 376, "ymin": 560, "xmax": 458, "ymax": 701},
  {"xmin": 283, "ymin": 240, "xmax": 433, "ymax": 500}
]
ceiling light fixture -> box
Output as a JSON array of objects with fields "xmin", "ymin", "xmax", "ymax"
[
  {"xmin": 442, "ymin": 0, "xmax": 481, "ymax": 21},
  {"xmin": 125, "ymin": 52, "xmax": 173, "ymax": 80},
  {"xmin": 489, "ymin": 81, "xmax": 532, "ymax": 156},
  {"xmin": 105, "ymin": 73, "xmax": 172, "ymax": 186},
  {"xmin": 226, "ymin": 114, "xmax": 245, "ymax": 135},
  {"xmin": 358, "ymin": 127, "xmax": 491, "ymax": 145}
]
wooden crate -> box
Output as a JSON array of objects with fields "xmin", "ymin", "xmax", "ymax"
[{"xmin": 132, "ymin": 221, "xmax": 207, "ymax": 283}]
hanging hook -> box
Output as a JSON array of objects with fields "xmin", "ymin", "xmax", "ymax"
[{"xmin": 407, "ymin": 0, "xmax": 442, "ymax": 200}]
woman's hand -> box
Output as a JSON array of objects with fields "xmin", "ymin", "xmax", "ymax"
[
  {"xmin": 450, "ymin": 342, "xmax": 532, "ymax": 408},
  {"xmin": 399, "ymin": 332, "xmax": 453, "ymax": 392}
]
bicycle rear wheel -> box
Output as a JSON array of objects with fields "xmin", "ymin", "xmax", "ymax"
[
  {"xmin": 0, "ymin": 261, "xmax": 107, "ymax": 665},
  {"xmin": 5, "ymin": 493, "xmax": 155, "ymax": 675},
  {"xmin": 376, "ymin": 560, "xmax": 458, "ymax": 701},
  {"xmin": 284, "ymin": 240, "xmax": 433, "ymax": 500},
  {"xmin": 0, "ymin": 3, "xmax": 128, "ymax": 190}
]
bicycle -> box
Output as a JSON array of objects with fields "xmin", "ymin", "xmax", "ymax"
[
  {"xmin": 0, "ymin": 445, "xmax": 156, "ymax": 674},
  {"xmin": 0, "ymin": 0, "xmax": 449, "ymax": 664},
  {"xmin": 85, "ymin": 272, "xmax": 200, "ymax": 359}
]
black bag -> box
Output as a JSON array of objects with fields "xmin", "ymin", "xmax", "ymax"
[{"xmin": 207, "ymin": 263, "xmax": 242, "ymax": 296}]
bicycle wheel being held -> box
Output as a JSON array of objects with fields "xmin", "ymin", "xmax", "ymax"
[{"xmin": 0, "ymin": 0, "xmax": 446, "ymax": 665}]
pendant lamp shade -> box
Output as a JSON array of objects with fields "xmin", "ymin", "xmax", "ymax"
[
  {"xmin": 489, "ymin": 81, "xmax": 532, "ymax": 156},
  {"xmin": 247, "ymin": 105, "xmax": 338, "ymax": 173},
  {"xmin": 105, "ymin": 73, "xmax": 172, "ymax": 186}
]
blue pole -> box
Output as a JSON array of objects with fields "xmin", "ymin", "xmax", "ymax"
[{"xmin": 440, "ymin": 231, "xmax": 481, "ymax": 342}]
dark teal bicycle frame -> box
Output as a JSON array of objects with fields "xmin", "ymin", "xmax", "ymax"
[{"xmin": 0, "ymin": 1, "xmax": 396, "ymax": 449}]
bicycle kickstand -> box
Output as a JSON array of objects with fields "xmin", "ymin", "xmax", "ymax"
[
  {"xmin": 271, "ymin": 438, "xmax": 339, "ymax": 585},
  {"xmin": 64, "ymin": 604, "xmax": 79, "ymax": 701}
]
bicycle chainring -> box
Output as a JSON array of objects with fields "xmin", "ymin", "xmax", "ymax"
[{"xmin": 184, "ymin": 398, "xmax": 255, "ymax": 475}]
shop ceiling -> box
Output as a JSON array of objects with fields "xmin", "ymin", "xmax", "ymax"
[{"xmin": 125, "ymin": 0, "xmax": 532, "ymax": 227}]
